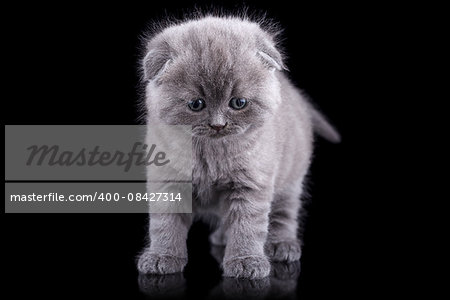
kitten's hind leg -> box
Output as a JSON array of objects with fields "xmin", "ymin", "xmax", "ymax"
[
  {"xmin": 265, "ymin": 190, "xmax": 303, "ymax": 262},
  {"xmin": 209, "ymin": 224, "xmax": 228, "ymax": 246}
]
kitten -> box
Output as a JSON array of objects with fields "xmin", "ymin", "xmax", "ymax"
[{"xmin": 137, "ymin": 15, "xmax": 340, "ymax": 279}]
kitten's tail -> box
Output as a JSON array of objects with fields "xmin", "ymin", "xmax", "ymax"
[{"xmin": 310, "ymin": 107, "xmax": 341, "ymax": 143}]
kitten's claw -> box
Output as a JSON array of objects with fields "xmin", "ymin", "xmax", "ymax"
[
  {"xmin": 137, "ymin": 251, "xmax": 187, "ymax": 274},
  {"xmin": 265, "ymin": 240, "xmax": 302, "ymax": 262},
  {"xmin": 223, "ymin": 255, "xmax": 270, "ymax": 279}
]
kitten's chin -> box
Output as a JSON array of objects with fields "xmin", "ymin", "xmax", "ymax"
[
  {"xmin": 192, "ymin": 125, "xmax": 251, "ymax": 139},
  {"xmin": 207, "ymin": 131, "xmax": 231, "ymax": 139},
  {"xmin": 192, "ymin": 132, "xmax": 228, "ymax": 139},
  {"xmin": 209, "ymin": 126, "xmax": 250, "ymax": 138},
  {"xmin": 192, "ymin": 126, "xmax": 249, "ymax": 139}
]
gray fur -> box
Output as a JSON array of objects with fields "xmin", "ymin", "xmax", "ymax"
[{"xmin": 137, "ymin": 15, "xmax": 339, "ymax": 279}]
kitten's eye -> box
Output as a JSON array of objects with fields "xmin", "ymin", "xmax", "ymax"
[
  {"xmin": 188, "ymin": 99, "xmax": 205, "ymax": 111},
  {"xmin": 229, "ymin": 97, "xmax": 248, "ymax": 110}
]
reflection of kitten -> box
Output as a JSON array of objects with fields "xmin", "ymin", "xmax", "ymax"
[{"xmin": 138, "ymin": 15, "xmax": 340, "ymax": 279}]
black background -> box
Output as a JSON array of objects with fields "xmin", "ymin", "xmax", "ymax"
[{"xmin": 4, "ymin": 1, "xmax": 401, "ymax": 299}]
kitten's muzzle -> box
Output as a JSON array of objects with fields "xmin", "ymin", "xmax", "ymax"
[{"xmin": 209, "ymin": 122, "xmax": 228, "ymax": 132}]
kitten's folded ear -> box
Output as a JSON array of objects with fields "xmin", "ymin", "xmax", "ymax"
[
  {"xmin": 142, "ymin": 42, "xmax": 173, "ymax": 82},
  {"xmin": 256, "ymin": 37, "xmax": 287, "ymax": 71}
]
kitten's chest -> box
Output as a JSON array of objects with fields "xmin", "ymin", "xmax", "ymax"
[
  {"xmin": 192, "ymin": 140, "xmax": 250, "ymax": 188},
  {"xmin": 193, "ymin": 152, "xmax": 239, "ymax": 186},
  {"xmin": 192, "ymin": 153, "xmax": 237, "ymax": 206},
  {"xmin": 191, "ymin": 139, "xmax": 256, "ymax": 204}
]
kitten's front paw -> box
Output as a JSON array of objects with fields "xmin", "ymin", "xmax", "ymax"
[
  {"xmin": 137, "ymin": 251, "xmax": 187, "ymax": 275},
  {"xmin": 265, "ymin": 240, "xmax": 302, "ymax": 262},
  {"xmin": 223, "ymin": 256, "xmax": 270, "ymax": 279}
]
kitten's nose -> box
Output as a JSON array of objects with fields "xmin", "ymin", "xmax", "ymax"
[{"xmin": 209, "ymin": 122, "xmax": 228, "ymax": 131}]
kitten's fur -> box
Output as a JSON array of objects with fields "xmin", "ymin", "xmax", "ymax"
[{"xmin": 137, "ymin": 15, "xmax": 340, "ymax": 279}]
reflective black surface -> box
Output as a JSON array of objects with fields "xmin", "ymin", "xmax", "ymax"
[
  {"xmin": 138, "ymin": 262, "xmax": 301, "ymax": 300},
  {"xmin": 137, "ymin": 222, "xmax": 301, "ymax": 300}
]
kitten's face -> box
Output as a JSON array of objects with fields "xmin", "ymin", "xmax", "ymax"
[{"xmin": 148, "ymin": 52, "xmax": 280, "ymax": 138}]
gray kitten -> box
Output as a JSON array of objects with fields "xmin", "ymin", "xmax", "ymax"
[{"xmin": 137, "ymin": 15, "xmax": 340, "ymax": 279}]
